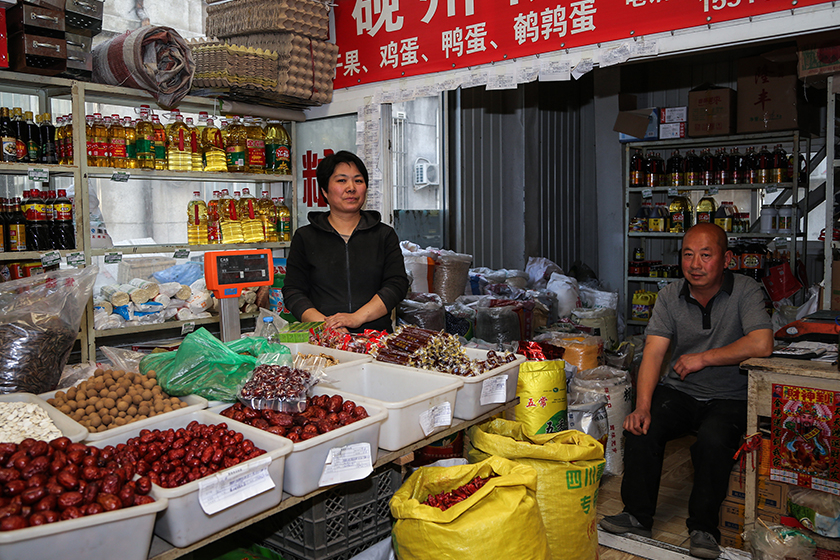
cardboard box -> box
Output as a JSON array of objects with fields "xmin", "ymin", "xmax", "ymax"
[
  {"xmin": 688, "ymin": 87, "xmax": 736, "ymax": 137},
  {"xmin": 737, "ymin": 55, "xmax": 804, "ymax": 133},
  {"xmin": 797, "ymin": 31, "xmax": 840, "ymax": 79},
  {"xmin": 719, "ymin": 530, "xmax": 745, "ymax": 550},
  {"xmin": 614, "ymin": 108, "xmax": 660, "ymax": 142},
  {"xmin": 727, "ymin": 470, "xmax": 789, "ymax": 513},
  {"xmin": 719, "ymin": 499, "xmax": 782, "ymax": 534},
  {"xmin": 660, "ymin": 107, "xmax": 688, "ymax": 123},
  {"xmin": 660, "ymin": 122, "xmax": 686, "ymax": 139}
]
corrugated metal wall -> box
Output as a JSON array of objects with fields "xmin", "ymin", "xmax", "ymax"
[{"xmin": 451, "ymin": 77, "xmax": 597, "ymax": 272}]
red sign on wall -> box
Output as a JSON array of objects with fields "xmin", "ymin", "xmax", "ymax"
[
  {"xmin": 301, "ymin": 149, "xmax": 333, "ymax": 208},
  {"xmin": 333, "ymin": 0, "xmax": 833, "ymax": 88}
]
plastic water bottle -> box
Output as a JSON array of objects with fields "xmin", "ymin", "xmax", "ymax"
[{"xmin": 262, "ymin": 316, "xmax": 279, "ymax": 340}]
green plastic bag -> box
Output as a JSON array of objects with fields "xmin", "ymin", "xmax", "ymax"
[{"xmin": 139, "ymin": 328, "xmax": 282, "ymax": 402}]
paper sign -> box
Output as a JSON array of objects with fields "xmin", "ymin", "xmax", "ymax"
[
  {"xmin": 28, "ymin": 168, "xmax": 49, "ymax": 182},
  {"xmin": 181, "ymin": 322, "xmax": 196, "ymax": 335},
  {"xmin": 709, "ymin": 186, "xmax": 719, "ymax": 195},
  {"xmin": 480, "ymin": 374, "xmax": 508, "ymax": 406},
  {"xmin": 668, "ymin": 187, "xmax": 679, "ymax": 197},
  {"xmin": 40, "ymin": 251, "xmax": 61, "ymax": 268},
  {"xmin": 766, "ymin": 184, "xmax": 778, "ymax": 193},
  {"xmin": 318, "ymin": 443, "xmax": 373, "ymax": 487},
  {"xmin": 103, "ymin": 252, "xmax": 123, "ymax": 264},
  {"xmin": 174, "ymin": 248, "xmax": 190, "ymax": 259},
  {"xmin": 419, "ymin": 402, "xmax": 452, "ymax": 436},
  {"xmin": 198, "ymin": 456, "xmax": 274, "ymax": 515},
  {"xmin": 67, "ymin": 252, "xmax": 85, "ymax": 267},
  {"xmin": 642, "ymin": 188, "xmax": 653, "ymax": 199},
  {"xmin": 111, "ymin": 172, "xmax": 130, "ymax": 182}
]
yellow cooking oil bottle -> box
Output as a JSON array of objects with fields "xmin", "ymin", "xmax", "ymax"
[
  {"xmin": 225, "ymin": 116, "xmax": 247, "ymax": 172},
  {"xmin": 695, "ymin": 192, "xmax": 718, "ymax": 225},
  {"xmin": 136, "ymin": 105, "xmax": 155, "ymax": 170},
  {"xmin": 187, "ymin": 191, "xmax": 208, "ymax": 245},
  {"xmin": 123, "ymin": 117, "xmax": 138, "ymax": 169},
  {"xmin": 238, "ymin": 187, "xmax": 265, "ymax": 243},
  {"xmin": 275, "ymin": 196, "xmax": 291, "ymax": 242},
  {"xmin": 258, "ymin": 190, "xmax": 278, "ymax": 242},
  {"xmin": 166, "ymin": 112, "xmax": 192, "ymax": 172},
  {"xmin": 219, "ymin": 188, "xmax": 244, "ymax": 244},
  {"xmin": 201, "ymin": 117, "xmax": 227, "ymax": 173},
  {"xmin": 207, "ymin": 190, "xmax": 221, "ymax": 244},
  {"xmin": 108, "ymin": 114, "xmax": 127, "ymax": 169},
  {"xmin": 185, "ymin": 117, "xmax": 202, "ymax": 172},
  {"xmin": 151, "ymin": 113, "xmax": 167, "ymax": 170},
  {"xmin": 244, "ymin": 116, "xmax": 266, "ymax": 174}
]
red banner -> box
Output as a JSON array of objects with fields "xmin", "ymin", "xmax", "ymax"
[{"xmin": 333, "ymin": 0, "xmax": 832, "ymax": 88}]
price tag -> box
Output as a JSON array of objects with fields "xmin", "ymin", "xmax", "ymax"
[
  {"xmin": 709, "ymin": 186, "xmax": 719, "ymax": 195},
  {"xmin": 103, "ymin": 251, "xmax": 123, "ymax": 264},
  {"xmin": 181, "ymin": 322, "xmax": 196, "ymax": 335},
  {"xmin": 66, "ymin": 252, "xmax": 85, "ymax": 267},
  {"xmin": 198, "ymin": 456, "xmax": 274, "ymax": 515},
  {"xmin": 766, "ymin": 184, "xmax": 778, "ymax": 193},
  {"xmin": 110, "ymin": 171, "xmax": 130, "ymax": 182},
  {"xmin": 657, "ymin": 280, "xmax": 669, "ymax": 290},
  {"xmin": 641, "ymin": 188, "xmax": 653, "ymax": 199},
  {"xmin": 419, "ymin": 402, "xmax": 452, "ymax": 436},
  {"xmin": 318, "ymin": 443, "xmax": 373, "ymax": 487},
  {"xmin": 40, "ymin": 251, "xmax": 61, "ymax": 268},
  {"xmin": 28, "ymin": 168, "xmax": 49, "ymax": 182},
  {"xmin": 480, "ymin": 374, "xmax": 508, "ymax": 406},
  {"xmin": 173, "ymin": 248, "xmax": 190, "ymax": 259},
  {"xmin": 667, "ymin": 187, "xmax": 678, "ymax": 197}
]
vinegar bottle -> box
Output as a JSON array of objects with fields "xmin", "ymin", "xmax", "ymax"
[
  {"xmin": 52, "ymin": 189, "xmax": 74, "ymax": 250},
  {"xmin": 151, "ymin": 114, "xmax": 167, "ymax": 170},
  {"xmin": 201, "ymin": 118, "xmax": 227, "ymax": 172},
  {"xmin": 772, "ymin": 144, "xmax": 787, "ymax": 183},
  {"xmin": 12, "ymin": 108, "xmax": 28, "ymax": 163},
  {"xmin": 258, "ymin": 190, "xmax": 278, "ymax": 242},
  {"xmin": 7, "ymin": 198, "xmax": 27, "ymax": 252},
  {"xmin": 135, "ymin": 106, "xmax": 155, "ymax": 170},
  {"xmin": 219, "ymin": 189, "xmax": 244, "ymax": 244},
  {"xmin": 39, "ymin": 113, "xmax": 57, "ymax": 164},
  {"xmin": 666, "ymin": 150, "xmax": 684, "ymax": 187},
  {"xmin": 756, "ymin": 145, "xmax": 772, "ymax": 184},
  {"xmin": 187, "ymin": 191, "xmax": 208, "ymax": 245},
  {"xmin": 629, "ymin": 149, "xmax": 646, "ymax": 187},
  {"xmin": 24, "ymin": 111, "xmax": 40, "ymax": 164}
]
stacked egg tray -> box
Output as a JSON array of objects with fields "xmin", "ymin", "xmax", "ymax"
[
  {"xmin": 190, "ymin": 39, "xmax": 279, "ymax": 93},
  {"xmin": 205, "ymin": 0, "xmax": 330, "ymax": 42}
]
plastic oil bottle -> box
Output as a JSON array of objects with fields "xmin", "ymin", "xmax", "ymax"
[
  {"xmin": 275, "ymin": 196, "xmax": 292, "ymax": 241},
  {"xmin": 93, "ymin": 113, "xmax": 109, "ymax": 167},
  {"xmin": 151, "ymin": 114, "xmax": 167, "ymax": 170},
  {"xmin": 238, "ymin": 187, "xmax": 265, "ymax": 242},
  {"xmin": 666, "ymin": 150, "xmax": 684, "ymax": 187},
  {"xmin": 185, "ymin": 117, "xmax": 202, "ymax": 172},
  {"xmin": 668, "ymin": 192, "xmax": 693, "ymax": 233},
  {"xmin": 265, "ymin": 120, "xmax": 292, "ymax": 175},
  {"xmin": 109, "ymin": 115, "xmax": 127, "ymax": 169},
  {"xmin": 166, "ymin": 112, "xmax": 192, "ymax": 172},
  {"xmin": 63, "ymin": 114, "xmax": 74, "ymax": 166},
  {"xmin": 244, "ymin": 116, "xmax": 266, "ymax": 174},
  {"xmin": 84, "ymin": 115, "xmax": 95, "ymax": 167},
  {"xmin": 756, "ymin": 145, "xmax": 772, "ymax": 184},
  {"xmin": 207, "ymin": 190, "xmax": 221, "ymax": 244},
  {"xmin": 123, "ymin": 117, "xmax": 138, "ymax": 169},
  {"xmin": 219, "ymin": 189, "xmax": 244, "ymax": 244},
  {"xmin": 201, "ymin": 118, "xmax": 227, "ymax": 173},
  {"xmin": 225, "ymin": 117, "xmax": 248, "ymax": 172},
  {"xmin": 695, "ymin": 192, "xmax": 718, "ymax": 224},
  {"xmin": 685, "ymin": 150, "xmax": 701, "ymax": 186},
  {"xmin": 187, "ymin": 191, "xmax": 208, "ymax": 245},
  {"xmin": 258, "ymin": 190, "xmax": 278, "ymax": 242},
  {"xmin": 136, "ymin": 106, "xmax": 155, "ymax": 170},
  {"xmin": 629, "ymin": 149, "xmax": 646, "ymax": 187},
  {"xmin": 648, "ymin": 202, "xmax": 668, "ymax": 232},
  {"xmin": 772, "ymin": 144, "xmax": 787, "ymax": 183}
]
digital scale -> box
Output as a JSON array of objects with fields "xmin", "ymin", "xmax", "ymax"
[{"xmin": 204, "ymin": 249, "xmax": 274, "ymax": 341}]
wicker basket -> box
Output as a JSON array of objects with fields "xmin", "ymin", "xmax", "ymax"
[{"xmin": 205, "ymin": 0, "xmax": 330, "ymax": 41}]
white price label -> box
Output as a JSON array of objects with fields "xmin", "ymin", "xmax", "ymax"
[
  {"xmin": 480, "ymin": 374, "xmax": 508, "ymax": 406},
  {"xmin": 766, "ymin": 184, "xmax": 778, "ymax": 193},
  {"xmin": 181, "ymin": 322, "xmax": 196, "ymax": 335},
  {"xmin": 658, "ymin": 280, "xmax": 669, "ymax": 290},
  {"xmin": 173, "ymin": 248, "xmax": 190, "ymax": 259},
  {"xmin": 40, "ymin": 250, "xmax": 61, "ymax": 268},
  {"xmin": 318, "ymin": 443, "xmax": 373, "ymax": 487},
  {"xmin": 709, "ymin": 186, "xmax": 719, "ymax": 195},
  {"xmin": 419, "ymin": 402, "xmax": 452, "ymax": 436},
  {"xmin": 103, "ymin": 251, "xmax": 122, "ymax": 264},
  {"xmin": 198, "ymin": 456, "xmax": 274, "ymax": 515},
  {"xmin": 66, "ymin": 252, "xmax": 85, "ymax": 267},
  {"xmin": 641, "ymin": 188, "xmax": 653, "ymax": 199},
  {"xmin": 667, "ymin": 187, "xmax": 678, "ymax": 197},
  {"xmin": 28, "ymin": 168, "xmax": 49, "ymax": 182},
  {"xmin": 111, "ymin": 171, "xmax": 130, "ymax": 182}
]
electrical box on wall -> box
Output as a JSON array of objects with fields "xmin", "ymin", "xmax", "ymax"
[{"xmin": 414, "ymin": 158, "xmax": 439, "ymax": 188}]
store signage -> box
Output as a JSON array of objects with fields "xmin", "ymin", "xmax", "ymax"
[
  {"xmin": 301, "ymin": 148, "xmax": 334, "ymax": 208},
  {"xmin": 333, "ymin": 0, "xmax": 833, "ymax": 88},
  {"xmin": 770, "ymin": 383, "xmax": 840, "ymax": 495}
]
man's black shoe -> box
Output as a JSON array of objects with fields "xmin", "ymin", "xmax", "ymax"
[{"xmin": 599, "ymin": 512, "xmax": 653, "ymax": 538}]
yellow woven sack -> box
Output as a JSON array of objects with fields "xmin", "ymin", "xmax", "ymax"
[
  {"xmin": 390, "ymin": 456, "xmax": 552, "ymax": 560},
  {"xmin": 506, "ymin": 359, "xmax": 567, "ymax": 435},
  {"xmin": 467, "ymin": 419, "xmax": 605, "ymax": 560}
]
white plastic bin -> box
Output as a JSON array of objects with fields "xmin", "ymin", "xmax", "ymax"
[
  {"xmin": 209, "ymin": 394, "xmax": 387, "ymax": 497},
  {"xmin": 279, "ymin": 342, "xmax": 373, "ymax": 369},
  {"xmin": 93, "ymin": 409, "xmax": 293, "ymax": 548},
  {"xmin": 39, "ymin": 390, "xmax": 208, "ymax": 442},
  {"xmin": 0, "ymin": 495, "xmax": 167, "ymax": 560},
  {"xmin": 318, "ymin": 362, "xmax": 463, "ymax": 451},
  {"xmin": 0, "ymin": 392, "xmax": 88, "ymax": 442}
]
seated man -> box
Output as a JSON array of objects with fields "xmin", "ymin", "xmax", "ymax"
[{"xmin": 600, "ymin": 223, "xmax": 773, "ymax": 559}]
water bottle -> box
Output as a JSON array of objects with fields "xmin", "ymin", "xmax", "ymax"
[{"xmin": 262, "ymin": 316, "xmax": 280, "ymax": 340}]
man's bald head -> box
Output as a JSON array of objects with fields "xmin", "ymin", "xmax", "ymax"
[{"xmin": 684, "ymin": 223, "xmax": 728, "ymax": 254}]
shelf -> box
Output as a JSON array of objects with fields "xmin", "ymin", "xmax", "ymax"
[
  {"xmin": 90, "ymin": 242, "xmax": 290, "ymax": 257},
  {"xmin": 628, "ymin": 232, "xmax": 783, "ymax": 239},
  {"xmin": 628, "ymin": 183, "xmax": 793, "ymax": 192},
  {"xmin": 147, "ymin": 398, "xmax": 520, "ymax": 560},
  {"xmin": 625, "ymin": 131, "xmax": 806, "ymax": 149},
  {"xmin": 85, "ymin": 168, "xmax": 293, "ymax": 183},
  {"xmin": 94, "ymin": 313, "xmax": 258, "ymax": 338},
  {"xmin": 0, "ymin": 69, "xmax": 73, "ymax": 95},
  {"xmin": 0, "ymin": 163, "xmax": 78, "ymax": 176},
  {"xmin": 0, "ymin": 249, "xmax": 81, "ymax": 263},
  {"xmin": 628, "ymin": 276, "xmax": 681, "ymax": 283}
]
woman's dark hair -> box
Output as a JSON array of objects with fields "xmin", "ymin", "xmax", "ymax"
[{"xmin": 316, "ymin": 151, "xmax": 369, "ymax": 197}]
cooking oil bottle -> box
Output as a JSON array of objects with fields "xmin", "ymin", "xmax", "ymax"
[
  {"xmin": 258, "ymin": 190, "xmax": 278, "ymax": 242},
  {"xmin": 109, "ymin": 115, "xmax": 127, "ymax": 169},
  {"xmin": 244, "ymin": 117, "xmax": 266, "ymax": 174},
  {"xmin": 695, "ymin": 191, "xmax": 718, "ymax": 224},
  {"xmin": 219, "ymin": 188, "xmax": 244, "ymax": 244},
  {"xmin": 207, "ymin": 190, "xmax": 221, "ymax": 244},
  {"xmin": 668, "ymin": 192, "xmax": 693, "ymax": 233},
  {"xmin": 225, "ymin": 116, "xmax": 247, "ymax": 172},
  {"xmin": 238, "ymin": 188, "xmax": 265, "ymax": 242},
  {"xmin": 55, "ymin": 116, "xmax": 66, "ymax": 165},
  {"xmin": 265, "ymin": 120, "xmax": 292, "ymax": 175},
  {"xmin": 166, "ymin": 112, "xmax": 192, "ymax": 172},
  {"xmin": 186, "ymin": 191, "xmax": 208, "ymax": 245},
  {"xmin": 201, "ymin": 118, "xmax": 227, "ymax": 173},
  {"xmin": 85, "ymin": 115, "xmax": 95, "ymax": 167},
  {"xmin": 275, "ymin": 196, "xmax": 291, "ymax": 242},
  {"xmin": 123, "ymin": 117, "xmax": 138, "ymax": 169},
  {"xmin": 63, "ymin": 114, "xmax": 73, "ymax": 166},
  {"xmin": 93, "ymin": 113, "xmax": 109, "ymax": 167},
  {"xmin": 136, "ymin": 105, "xmax": 155, "ymax": 170},
  {"xmin": 151, "ymin": 114, "xmax": 167, "ymax": 170},
  {"xmin": 185, "ymin": 117, "xmax": 202, "ymax": 172}
]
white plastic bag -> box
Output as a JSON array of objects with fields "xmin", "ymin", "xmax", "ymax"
[
  {"xmin": 526, "ymin": 256, "xmax": 564, "ymax": 290},
  {"xmin": 546, "ymin": 272, "xmax": 581, "ymax": 318}
]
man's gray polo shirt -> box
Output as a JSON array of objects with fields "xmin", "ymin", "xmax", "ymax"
[{"xmin": 645, "ymin": 271, "xmax": 772, "ymax": 401}]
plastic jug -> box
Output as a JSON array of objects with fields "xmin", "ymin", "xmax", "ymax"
[{"xmin": 631, "ymin": 290, "xmax": 656, "ymax": 321}]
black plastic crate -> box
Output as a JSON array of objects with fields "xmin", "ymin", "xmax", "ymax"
[{"xmin": 256, "ymin": 464, "xmax": 402, "ymax": 560}]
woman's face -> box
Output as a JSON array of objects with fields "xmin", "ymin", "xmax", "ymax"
[{"xmin": 324, "ymin": 162, "xmax": 367, "ymax": 214}]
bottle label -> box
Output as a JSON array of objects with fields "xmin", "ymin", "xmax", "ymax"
[
  {"xmin": 280, "ymin": 216, "xmax": 291, "ymax": 238},
  {"xmin": 265, "ymin": 142, "xmax": 279, "ymax": 170},
  {"xmin": 2, "ymin": 138, "xmax": 17, "ymax": 161},
  {"xmin": 111, "ymin": 138, "xmax": 127, "ymax": 159},
  {"xmin": 154, "ymin": 141, "xmax": 166, "ymax": 160},
  {"xmin": 247, "ymin": 139, "xmax": 266, "ymax": 168},
  {"xmin": 65, "ymin": 139, "xmax": 73, "ymax": 162},
  {"xmin": 126, "ymin": 141, "xmax": 137, "ymax": 159},
  {"xmin": 57, "ymin": 138, "xmax": 65, "ymax": 161},
  {"xmin": 25, "ymin": 202, "xmax": 47, "ymax": 222},
  {"xmin": 86, "ymin": 139, "xmax": 95, "ymax": 157},
  {"xmin": 727, "ymin": 254, "xmax": 740, "ymax": 271},
  {"xmin": 648, "ymin": 218, "xmax": 665, "ymax": 232},
  {"xmin": 742, "ymin": 254, "xmax": 762, "ymax": 270},
  {"xmin": 226, "ymin": 147, "xmax": 246, "ymax": 168},
  {"xmin": 42, "ymin": 141, "xmax": 56, "ymax": 164},
  {"xmin": 9, "ymin": 224, "xmax": 26, "ymax": 251},
  {"xmin": 696, "ymin": 212, "xmax": 712, "ymax": 224},
  {"xmin": 136, "ymin": 138, "xmax": 153, "ymax": 157},
  {"xmin": 178, "ymin": 129, "xmax": 185, "ymax": 152},
  {"xmin": 757, "ymin": 170, "xmax": 770, "ymax": 183},
  {"xmin": 669, "ymin": 173, "xmax": 683, "ymax": 186},
  {"xmin": 207, "ymin": 222, "xmax": 220, "ymax": 243},
  {"xmin": 190, "ymin": 131, "xmax": 198, "ymax": 153},
  {"xmin": 630, "ymin": 171, "xmax": 642, "ymax": 185},
  {"xmin": 0, "ymin": 227, "xmax": 4, "ymax": 252},
  {"xmin": 714, "ymin": 218, "xmax": 732, "ymax": 232},
  {"xmin": 686, "ymin": 172, "xmax": 700, "ymax": 186},
  {"xmin": 27, "ymin": 140, "xmax": 40, "ymax": 162},
  {"xmin": 277, "ymin": 145, "xmax": 291, "ymax": 173},
  {"xmin": 16, "ymin": 139, "xmax": 27, "ymax": 161},
  {"xmin": 55, "ymin": 202, "xmax": 72, "ymax": 221}
]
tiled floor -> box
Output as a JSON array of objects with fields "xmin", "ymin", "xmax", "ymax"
[{"xmin": 597, "ymin": 435, "xmax": 696, "ymax": 558}]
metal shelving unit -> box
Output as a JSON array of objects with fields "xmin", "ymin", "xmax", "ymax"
[{"xmin": 822, "ymin": 74, "xmax": 837, "ymax": 309}]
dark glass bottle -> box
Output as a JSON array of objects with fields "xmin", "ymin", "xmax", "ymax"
[
  {"xmin": 666, "ymin": 150, "xmax": 684, "ymax": 187},
  {"xmin": 685, "ymin": 150, "xmax": 701, "ymax": 186},
  {"xmin": 730, "ymin": 148, "xmax": 744, "ymax": 184},
  {"xmin": 7, "ymin": 198, "xmax": 27, "ymax": 252},
  {"xmin": 52, "ymin": 189, "xmax": 75, "ymax": 250},
  {"xmin": 0, "ymin": 108, "xmax": 17, "ymax": 162},
  {"xmin": 701, "ymin": 149, "xmax": 718, "ymax": 186},
  {"xmin": 40, "ymin": 113, "xmax": 57, "ymax": 164},
  {"xmin": 12, "ymin": 108, "xmax": 29, "ymax": 163},
  {"xmin": 629, "ymin": 149, "xmax": 646, "ymax": 187}
]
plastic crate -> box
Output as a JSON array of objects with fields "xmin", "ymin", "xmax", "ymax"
[{"xmin": 257, "ymin": 464, "xmax": 401, "ymax": 560}]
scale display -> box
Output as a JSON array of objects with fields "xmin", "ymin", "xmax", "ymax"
[{"xmin": 204, "ymin": 249, "xmax": 274, "ymax": 298}]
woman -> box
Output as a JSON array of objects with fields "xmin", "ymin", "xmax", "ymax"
[{"xmin": 282, "ymin": 150, "xmax": 409, "ymax": 333}]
